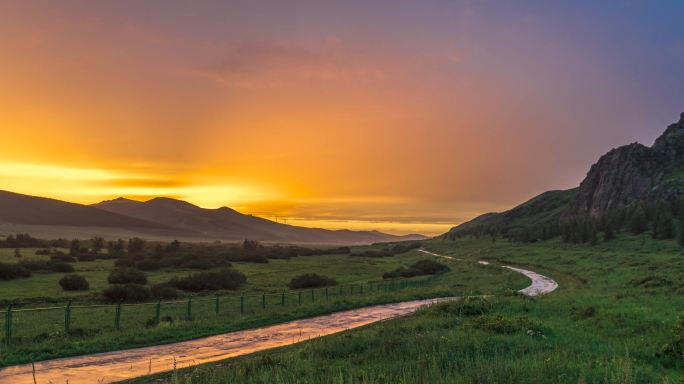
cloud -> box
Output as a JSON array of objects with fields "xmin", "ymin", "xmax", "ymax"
[{"xmin": 192, "ymin": 40, "xmax": 385, "ymax": 87}]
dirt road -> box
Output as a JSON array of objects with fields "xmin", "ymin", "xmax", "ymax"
[{"xmin": 0, "ymin": 298, "xmax": 454, "ymax": 384}]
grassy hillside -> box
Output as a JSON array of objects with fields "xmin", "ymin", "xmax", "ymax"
[
  {"xmin": 448, "ymin": 189, "xmax": 576, "ymax": 237},
  {"xmin": 135, "ymin": 236, "xmax": 684, "ymax": 383}
]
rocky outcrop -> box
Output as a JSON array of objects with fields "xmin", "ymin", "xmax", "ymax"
[
  {"xmin": 652, "ymin": 113, "xmax": 684, "ymax": 161},
  {"xmin": 566, "ymin": 113, "xmax": 684, "ymax": 217},
  {"xmin": 448, "ymin": 112, "xmax": 684, "ymax": 236}
]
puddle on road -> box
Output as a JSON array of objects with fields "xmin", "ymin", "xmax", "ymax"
[{"xmin": 0, "ymin": 298, "xmax": 454, "ymax": 384}]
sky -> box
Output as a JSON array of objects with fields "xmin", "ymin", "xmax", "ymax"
[{"xmin": 0, "ymin": 1, "xmax": 683, "ymax": 236}]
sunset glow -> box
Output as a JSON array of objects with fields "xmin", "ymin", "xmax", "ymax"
[{"xmin": 0, "ymin": 1, "xmax": 682, "ymax": 236}]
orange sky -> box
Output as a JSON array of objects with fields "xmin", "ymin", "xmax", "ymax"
[{"xmin": 0, "ymin": 2, "xmax": 682, "ymax": 235}]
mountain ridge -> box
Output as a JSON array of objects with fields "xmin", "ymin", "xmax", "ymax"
[
  {"xmin": 447, "ymin": 112, "xmax": 684, "ymax": 239},
  {"xmin": 0, "ymin": 190, "xmax": 426, "ymax": 244}
]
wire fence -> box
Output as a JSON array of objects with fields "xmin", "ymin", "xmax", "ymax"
[{"xmin": 0, "ymin": 277, "xmax": 433, "ymax": 346}]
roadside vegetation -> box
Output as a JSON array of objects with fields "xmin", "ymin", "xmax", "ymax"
[
  {"xmin": 0, "ymin": 234, "xmax": 526, "ymax": 367},
  {"xmin": 135, "ymin": 234, "xmax": 684, "ymax": 383}
]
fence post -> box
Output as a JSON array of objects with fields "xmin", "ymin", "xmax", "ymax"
[
  {"xmin": 155, "ymin": 300, "xmax": 161, "ymax": 325},
  {"xmin": 240, "ymin": 295, "xmax": 244, "ymax": 315},
  {"xmin": 262, "ymin": 294, "xmax": 266, "ymax": 309},
  {"xmin": 186, "ymin": 297, "xmax": 192, "ymax": 319},
  {"xmin": 215, "ymin": 295, "xmax": 220, "ymax": 315},
  {"xmin": 5, "ymin": 304, "xmax": 12, "ymax": 345},
  {"xmin": 360, "ymin": 285, "xmax": 363, "ymax": 295},
  {"xmin": 311, "ymin": 289, "xmax": 314, "ymax": 303},
  {"xmin": 340, "ymin": 286, "xmax": 343, "ymax": 296},
  {"xmin": 115, "ymin": 303, "xmax": 121, "ymax": 330},
  {"xmin": 298, "ymin": 291, "xmax": 302, "ymax": 305},
  {"xmin": 64, "ymin": 300, "xmax": 72, "ymax": 333},
  {"xmin": 325, "ymin": 287, "xmax": 329, "ymax": 300},
  {"xmin": 281, "ymin": 293, "xmax": 285, "ymax": 305}
]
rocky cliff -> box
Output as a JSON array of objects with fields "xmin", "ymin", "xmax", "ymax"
[
  {"xmin": 448, "ymin": 112, "xmax": 684, "ymax": 236},
  {"xmin": 566, "ymin": 113, "xmax": 684, "ymax": 217}
]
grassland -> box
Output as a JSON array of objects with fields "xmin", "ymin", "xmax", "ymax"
[
  {"xmin": 0, "ymin": 246, "xmax": 525, "ymax": 367},
  {"xmin": 0, "ymin": 248, "xmax": 413, "ymax": 302},
  {"xmin": 132, "ymin": 235, "xmax": 684, "ymax": 383}
]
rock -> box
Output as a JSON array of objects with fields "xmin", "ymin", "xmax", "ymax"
[{"xmin": 566, "ymin": 113, "xmax": 684, "ymax": 217}]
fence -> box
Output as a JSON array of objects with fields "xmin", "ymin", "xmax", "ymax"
[{"xmin": 0, "ymin": 277, "xmax": 433, "ymax": 346}]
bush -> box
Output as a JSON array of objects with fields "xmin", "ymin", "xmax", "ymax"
[
  {"xmin": 18, "ymin": 260, "xmax": 74, "ymax": 273},
  {"xmin": 102, "ymin": 284, "xmax": 152, "ymax": 303},
  {"xmin": 383, "ymin": 259, "xmax": 449, "ymax": 279},
  {"xmin": 661, "ymin": 316, "xmax": 684, "ymax": 360},
  {"xmin": 108, "ymin": 268, "xmax": 147, "ymax": 285},
  {"xmin": 50, "ymin": 262, "xmax": 75, "ymax": 273},
  {"xmin": 114, "ymin": 258, "xmax": 137, "ymax": 268},
  {"xmin": 35, "ymin": 249, "xmax": 51, "ymax": 255},
  {"xmin": 170, "ymin": 269, "xmax": 247, "ymax": 292},
  {"xmin": 180, "ymin": 258, "xmax": 218, "ymax": 270},
  {"xmin": 50, "ymin": 254, "xmax": 76, "ymax": 263},
  {"xmin": 77, "ymin": 254, "xmax": 96, "ymax": 262},
  {"xmin": 0, "ymin": 263, "xmax": 31, "ymax": 280},
  {"xmin": 289, "ymin": 273, "xmax": 338, "ymax": 289},
  {"xmin": 136, "ymin": 259, "xmax": 161, "ymax": 271},
  {"xmin": 151, "ymin": 283, "xmax": 178, "ymax": 299},
  {"xmin": 59, "ymin": 274, "xmax": 89, "ymax": 291}
]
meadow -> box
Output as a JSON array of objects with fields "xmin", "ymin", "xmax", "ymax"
[
  {"xmin": 0, "ymin": 242, "xmax": 525, "ymax": 367},
  {"xmin": 131, "ymin": 235, "xmax": 684, "ymax": 383}
]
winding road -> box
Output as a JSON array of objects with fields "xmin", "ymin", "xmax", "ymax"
[
  {"xmin": 420, "ymin": 249, "xmax": 558, "ymax": 296},
  {"xmin": 0, "ymin": 250, "xmax": 557, "ymax": 383}
]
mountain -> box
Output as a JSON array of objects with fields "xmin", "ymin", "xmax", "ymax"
[
  {"xmin": 0, "ymin": 190, "xmax": 425, "ymax": 244},
  {"xmin": 94, "ymin": 197, "xmax": 427, "ymax": 244},
  {"xmin": 0, "ymin": 190, "xmax": 197, "ymax": 238},
  {"xmin": 447, "ymin": 112, "xmax": 684, "ymax": 238}
]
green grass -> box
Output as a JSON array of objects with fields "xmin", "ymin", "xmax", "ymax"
[
  {"xmin": 0, "ymin": 249, "xmax": 415, "ymax": 302},
  {"xmin": 0, "ymin": 248, "xmax": 523, "ymax": 367},
  {"xmin": 133, "ymin": 235, "xmax": 684, "ymax": 383}
]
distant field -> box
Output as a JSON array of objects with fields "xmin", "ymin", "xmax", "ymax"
[
  {"xmin": 136, "ymin": 235, "xmax": 684, "ymax": 383},
  {"xmin": 0, "ymin": 248, "xmax": 413, "ymax": 302},
  {"xmin": 0, "ymin": 242, "xmax": 526, "ymax": 367}
]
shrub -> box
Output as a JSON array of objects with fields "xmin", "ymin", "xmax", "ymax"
[
  {"xmin": 0, "ymin": 263, "xmax": 31, "ymax": 280},
  {"xmin": 136, "ymin": 259, "xmax": 161, "ymax": 271},
  {"xmin": 50, "ymin": 262, "xmax": 75, "ymax": 273},
  {"xmin": 102, "ymin": 284, "xmax": 151, "ymax": 303},
  {"xmin": 114, "ymin": 258, "xmax": 137, "ymax": 268},
  {"xmin": 18, "ymin": 260, "xmax": 74, "ymax": 273},
  {"xmin": 180, "ymin": 258, "xmax": 218, "ymax": 270},
  {"xmin": 383, "ymin": 259, "xmax": 449, "ymax": 279},
  {"xmin": 428, "ymin": 298, "xmax": 491, "ymax": 317},
  {"xmin": 77, "ymin": 254, "xmax": 96, "ymax": 262},
  {"xmin": 289, "ymin": 273, "xmax": 338, "ymax": 289},
  {"xmin": 59, "ymin": 274, "xmax": 89, "ymax": 291},
  {"xmin": 661, "ymin": 316, "xmax": 684, "ymax": 360},
  {"xmin": 108, "ymin": 268, "xmax": 147, "ymax": 285},
  {"xmin": 151, "ymin": 283, "xmax": 178, "ymax": 299},
  {"xmin": 35, "ymin": 249, "xmax": 51, "ymax": 255},
  {"xmin": 50, "ymin": 254, "xmax": 76, "ymax": 263},
  {"xmin": 170, "ymin": 269, "xmax": 247, "ymax": 292}
]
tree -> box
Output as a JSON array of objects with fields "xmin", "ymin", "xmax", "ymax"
[
  {"xmin": 91, "ymin": 237, "xmax": 105, "ymax": 253},
  {"xmin": 603, "ymin": 222, "xmax": 616, "ymax": 242},
  {"xmin": 13, "ymin": 248, "xmax": 21, "ymax": 258},
  {"xmin": 69, "ymin": 239, "xmax": 81, "ymax": 255},
  {"xmin": 108, "ymin": 239, "xmax": 126, "ymax": 255},
  {"xmin": 166, "ymin": 240, "xmax": 181, "ymax": 252},
  {"xmin": 628, "ymin": 206, "xmax": 648, "ymax": 235},
  {"xmin": 127, "ymin": 238, "xmax": 146, "ymax": 254},
  {"xmin": 652, "ymin": 205, "xmax": 675, "ymax": 239}
]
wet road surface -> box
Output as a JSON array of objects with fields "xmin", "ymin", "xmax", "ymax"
[{"xmin": 0, "ymin": 298, "xmax": 455, "ymax": 384}]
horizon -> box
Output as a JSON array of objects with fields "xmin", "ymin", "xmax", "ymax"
[{"xmin": 1, "ymin": 1, "xmax": 683, "ymax": 236}]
